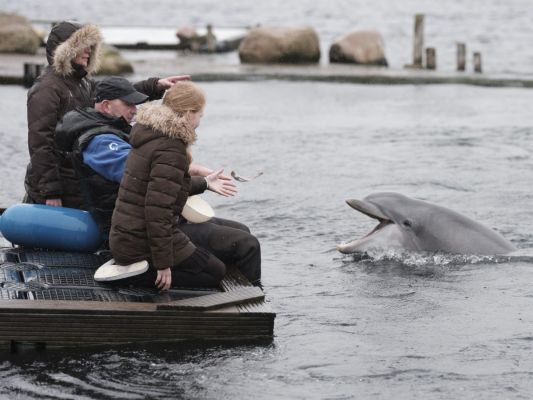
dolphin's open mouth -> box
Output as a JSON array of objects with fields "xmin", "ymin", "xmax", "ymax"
[{"xmin": 336, "ymin": 199, "xmax": 393, "ymax": 254}]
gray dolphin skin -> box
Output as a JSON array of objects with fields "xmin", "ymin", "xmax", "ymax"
[{"xmin": 337, "ymin": 192, "xmax": 516, "ymax": 255}]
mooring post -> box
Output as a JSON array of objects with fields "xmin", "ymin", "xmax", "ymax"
[
  {"xmin": 426, "ymin": 47, "xmax": 436, "ymax": 69},
  {"xmin": 35, "ymin": 63, "xmax": 43, "ymax": 78},
  {"xmin": 456, "ymin": 42, "xmax": 466, "ymax": 71},
  {"xmin": 473, "ymin": 52, "xmax": 482, "ymax": 73},
  {"xmin": 206, "ymin": 24, "xmax": 216, "ymax": 53},
  {"xmin": 23, "ymin": 63, "xmax": 43, "ymax": 88},
  {"xmin": 413, "ymin": 14, "xmax": 425, "ymax": 67},
  {"xmin": 23, "ymin": 63, "xmax": 34, "ymax": 88}
]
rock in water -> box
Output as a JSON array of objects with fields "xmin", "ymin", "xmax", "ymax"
[
  {"xmin": 239, "ymin": 26, "xmax": 320, "ymax": 64},
  {"xmin": 329, "ymin": 30, "xmax": 388, "ymax": 66}
]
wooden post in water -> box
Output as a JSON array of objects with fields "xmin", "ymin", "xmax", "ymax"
[
  {"xmin": 426, "ymin": 47, "xmax": 436, "ymax": 69},
  {"xmin": 456, "ymin": 43, "xmax": 466, "ymax": 71},
  {"xmin": 206, "ymin": 24, "xmax": 216, "ymax": 53},
  {"xmin": 473, "ymin": 52, "xmax": 482, "ymax": 73},
  {"xmin": 23, "ymin": 63, "xmax": 34, "ymax": 88},
  {"xmin": 413, "ymin": 14, "xmax": 425, "ymax": 67},
  {"xmin": 23, "ymin": 63, "xmax": 44, "ymax": 88}
]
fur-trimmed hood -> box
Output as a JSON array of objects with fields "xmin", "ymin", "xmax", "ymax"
[
  {"xmin": 133, "ymin": 103, "xmax": 197, "ymax": 145},
  {"xmin": 46, "ymin": 22, "xmax": 102, "ymax": 76}
]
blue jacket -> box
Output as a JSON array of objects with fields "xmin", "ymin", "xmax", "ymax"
[{"xmin": 82, "ymin": 134, "xmax": 131, "ymax": 183}]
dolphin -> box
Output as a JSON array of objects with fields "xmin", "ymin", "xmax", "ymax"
[{"xmin": 337, "ymin": 192, "xmax": 516, "ymax": 255}]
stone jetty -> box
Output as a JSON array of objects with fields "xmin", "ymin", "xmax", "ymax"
[{"xmin": 2, "ymin": 48, "xmax": 532, "ymax": 89}]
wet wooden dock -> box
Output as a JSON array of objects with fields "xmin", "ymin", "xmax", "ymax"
[{"xmin": 0, "ymin": 248, "xmax": 275, "ymax": 350}]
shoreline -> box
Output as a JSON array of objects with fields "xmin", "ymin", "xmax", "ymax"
[{"xmin": 1, "ymin": 50, "xmax": 533, "ymax": 88}]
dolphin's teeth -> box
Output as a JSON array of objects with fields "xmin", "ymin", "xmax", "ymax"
[
  {"xmin": 337, "ymin": 220, "xmax": 393, "ymax": 254},
  {"xmin": 363, "ymin": 219, "xmax": 392, "ymax": 238}
]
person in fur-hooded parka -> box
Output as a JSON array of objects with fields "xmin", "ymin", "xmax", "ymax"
[
  {"xmin": 24, "ymin": 21, "xmax": 180, "ymax": 208},
  {"xmin": 24, "ymin": 21, "xmax": 103, "ymax": 208}
]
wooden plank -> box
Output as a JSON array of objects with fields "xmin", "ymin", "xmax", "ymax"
[
  {"xmin": 236, "ymin": 299, "xmax": 274, "ymax": 314},
  {"xmin": 0, "ymin": 325, "xmax": 274, "ymax": 338},
  {"xmin": 157, "ymin": 286, "xmax": 264, "ymax": 310},
  {"xmin": 0, "ymin": 310, "xmax": 275, "ymax": 327},
  {"xmin": 3, "ymin": 332, "xmax": 274, "ymax": 347},
  {"xmin": 0, "ymin": 316, "xmax": 273, "ymax": 330},
  {"xmin": 0, "ymin": 307, "xmax": 273, "ymax": 320},
  {"xmin": 0, "ymin": 316, "xmax": 274, "ymax": 334},
  {"xmin": 0, "ymin": 319, "xmax": 274, "ymax": 341},
  {"xmin": 0, "ymin": 314, "xmax": 273, "ymax": 325},
  {"xmin": 0, "ymin": 318, "xmax": 274, "ymax": 330},
  {"xmin": 6, "ymin": 333, "xmax": 273, "ymax": 348},
  {"xmin": 0, "ymin": 299, "xmax": 158, "ymax": 312},
  {"xmin": 220, "ymin": 268, "xmax": 253, "ymax": 291},
  {"xmin": 0, "ymin": 332, "xmax": 274, "ymax": 343},
  {"xmin": 0, "ymin": 310, "xmax": 275, "ymax": 346}
]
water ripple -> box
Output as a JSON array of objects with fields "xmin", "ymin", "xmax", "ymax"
[{"xmin": 1, "ymin": 76, "xmax": 533, "ymax": 399}]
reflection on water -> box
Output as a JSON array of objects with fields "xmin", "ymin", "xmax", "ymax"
[{"xmin": 0, "ymin": 81, "xmax": 533, "ymax": 399}]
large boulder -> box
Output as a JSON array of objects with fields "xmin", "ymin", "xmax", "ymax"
[
  {"xmin": 0, "ymin": 12, "xmax": 41, "ymax": 54},
  {"xmin": 95, "ymin": 44, "xmax": 133, "ymax": 75},
  {"xmin": 239, "ymin": 26, "xmax": 320, "ymax": 64},
  {"xmin": 329, "ymin": 30, "xmax": 388, "ymax": 66}
]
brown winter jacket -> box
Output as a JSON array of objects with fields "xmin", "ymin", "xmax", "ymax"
[
  {"xmin": 109, "ymin": 103, "xmax": 207, "ymax": 270},
  {"xmin": 24, "ymin": 22, "xmax": 164, "ymax": 207}
]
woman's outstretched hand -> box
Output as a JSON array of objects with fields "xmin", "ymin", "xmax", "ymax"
[
  {"xmin": 155, "ymin": 267, "xmax": 172, "ymax": 291},
  {"xmin": 189, "ymin": 163, "xmax": 232, "ymax": 180},
  {"xmin": 206, "ymin": 168, "xmax": 238, "ymax": 197}
]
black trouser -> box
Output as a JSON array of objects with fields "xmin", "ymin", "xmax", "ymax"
[
  {"xmin": 125, "ymin": 217, "xmax": 261, "ymax": 288},
  {"xmin": 132, "ymin": 246, "xmax": 226, "ymax": 288},
  {"xmin": 179, "ymin": 217, "xmax": 262, "ymax": 285}
]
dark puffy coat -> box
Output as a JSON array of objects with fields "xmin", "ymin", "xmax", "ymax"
[
  {"xmin": 25, "ymin": 22, "xmax": 102, "ymax": 207},
  {"xmin": 24, "ymin": 21, "xmax": 164, "ymax": 207},
  {"xmin": 109, "ymin": 103, "xmax": 205, "ymax": 270}
]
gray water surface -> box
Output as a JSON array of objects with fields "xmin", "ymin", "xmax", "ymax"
[{"xmin": 0, "ymin": 81, "xmax": 532, "ymax": 399}]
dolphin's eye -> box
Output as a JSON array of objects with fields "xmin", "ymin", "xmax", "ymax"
[{"xmin": 402, "ymin": 220, "xmax": 412, "ymax": 228}]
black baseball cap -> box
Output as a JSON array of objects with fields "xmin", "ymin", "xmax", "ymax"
[{"xmin": 94, "ymin": 76, "xmax": 149, "ymax": 104}]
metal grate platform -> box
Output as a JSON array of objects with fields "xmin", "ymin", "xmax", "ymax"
[
  {"xmin": 0, "ymin": 288, "xmax": 26, "ymax": 300},
  {"xmin": 29, "ymin": 287, "xmax": 141, "ymax": 302},
  {"xmin": 17, "ymin": 250, "xmax": 110, "ymax": 268},
  {"xmin": 23, "ymin": 267, "xmax": 97, "ymax": 287},
  {"xmin": 0, "ymin": 249, "xmax": 264, "ymax": 308},
  {"xmin": 0, "ymin": 252, "xmax": 220, "ymax": 303},
  {"xmin": 0, "ymin": 264, "xmax": 23, "ymax": 283}
]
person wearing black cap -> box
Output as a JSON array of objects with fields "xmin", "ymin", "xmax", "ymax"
[
  {"xmin": 24, "ymin": 20, "xmax": 190, "ymax": 209},
  {"xmin": 55, "ymin": 76, "xmax": 237, "ymax": 238},
  {"xmin": 94, "ymin": 75, "xmax": 150, "ymax": 115}
]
